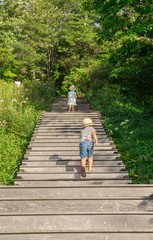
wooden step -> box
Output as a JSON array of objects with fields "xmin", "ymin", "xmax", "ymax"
[
  {"xmin": 30, "ymin": 139, "xmax": 113, "ymax": 143},
  {"xmin": 1, "ymin": 233, "xmax": 153, "ymax": 240},
  {"xmin": 26, "ymin": 151, "xmax": 118, "ymax": 156},
  {"xmin": 1, "ymin": 198, "xmax": 153, "ymax": 215},
  {"xmin": 0, "ymin": 214, "xmax": 152, "ymax": 233},
  {"xmin": 16, "ymin": 172, "xmax": 129, "ymax": 180},
  {"xmin": 19, "ymin": 166, "xmax": 126, "ymax": 173},
  {"xmin": 37, "ymin": 122, "xmax": 103, "ymax": 126},
  {"xmin": 28, "ymin": 146, "xmax": 116, "ymax": 150},
  {"xmin": 22, "ymin": 160, "xmax": 123, "ymax": 166},
  {"xmin": 24, "ymin": 155, "xmax": 120, "ymax": 160},
  {"xmin": 32, "ymin": 133, "xmax": 109, "ymax": 137},
  {"xmin": 29, "ymin": 142, "xmax": 114, "ymax": 147},
  {"xmin": 14, "ymin": 179, "xmax": 132, "ymax": 185},
  {"xmin": 1, "ymin": 185, "xmax": 152, "ymax": 199}
]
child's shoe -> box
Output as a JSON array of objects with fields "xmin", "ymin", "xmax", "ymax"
[{"xmin": 81, "ymin": 167, "xmax": 86, "ymax": 177}]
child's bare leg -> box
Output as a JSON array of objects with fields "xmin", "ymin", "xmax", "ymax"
[
  {"xmin": 81, "ymin": 158, "xmax": 86, "ymax": 167},
  {"xmin": 69, "ymin": 105, "xmax": 72, "ymax": 112},
  {"xmin": 72, "ymin": 105, "xmax": 75, "ymax": 112},
  {"xmin": 81, "ymin": 158, "xmax": 86, "ymax": 177},
  {"xmin": 88, "ymin": 156, "xmax": 93, "ymax": 172}
]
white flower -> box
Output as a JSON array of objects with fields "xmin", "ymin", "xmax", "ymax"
[
  {"xmin": 115, "ymin": 127, "xmax": 119, "ymax": 131},
  {"xmin": 0, "ymin": 100, "xmax": 4, "ymax": 103},
  {"xmin": 12, "ymin": 99, "xmax": 17, "ymax": 102},
  {"xmin": 125, "ymin": 119, "xmax": 129, "ymax": 122},
  {"xmin": 22, "ymin": 101, "xmax": 26, "ymax": 103},
  {"xmin": 15, "ymin": 81, "xmax": 21, "ymax": 87},
  {"xmin": 130, "ymin": 131, "xmax": 133, "ymax": 134},
  {"xmin": 120, "ymin": 122, "xmax": 127, "ymax": 126}
]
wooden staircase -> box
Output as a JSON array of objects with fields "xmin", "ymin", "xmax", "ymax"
[{"xmin": 0, "ymin": 97, "xmax": 153, "ymax": 239}]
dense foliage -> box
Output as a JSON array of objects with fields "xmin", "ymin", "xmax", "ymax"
[
  {"xmin": 82, "ymin": 0, "xmax": 153, "ymax": 104},
  {"xmin": 0, "ymin": 80, "xmax": 56, "ymax": 185},
  {"xmin": 0, "ymin": 0, "xmax": 99, "ymax": 86}
]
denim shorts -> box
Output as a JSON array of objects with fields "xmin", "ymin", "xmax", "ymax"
[{"xmin": 80, "ymin": 141, "xmax": 94, "ymax": 159}]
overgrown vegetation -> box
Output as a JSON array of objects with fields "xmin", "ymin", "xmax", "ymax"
[
  {"xmin": 0, "ymin": 81, "xmax": 56, "ymax": 185},
  {"xmin": 88, "ymin": 84, "xmax": 153, "ymax": 183}
]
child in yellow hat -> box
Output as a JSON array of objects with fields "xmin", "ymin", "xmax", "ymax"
[{"xmin": 80, "ymin": 118, "xmax": 98, "ymax": 177}]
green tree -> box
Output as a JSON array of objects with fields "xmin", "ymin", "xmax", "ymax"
[{"xmin": 82, "ymin": 0, "xmax": 153, "ymax": 103}]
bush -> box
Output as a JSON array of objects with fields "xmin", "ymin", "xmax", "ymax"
[{"xmin": 0, "ymin": 80, "xmax": 56, "ymax": 185}]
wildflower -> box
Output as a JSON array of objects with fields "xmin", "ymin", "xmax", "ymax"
[
  {"xmin": 0, "ymin": 121, "xmax": 4, "ymax": 127},
  {"xmin": 0, "ymin": 100, "xmax": 4, "ymax": 103},
  {"xmin": 25, "ymin": 98, "xmax": 28, "ymax": 101},
  {"xmin": 12, "ymin": 99, "xmax": 17, "ymax": 102},
  {"xmin": 22, "ymin": 101, "xmax": 26, "ymax": 103},
  {"xmin": 3, "ymin": 120, "xmax": 6, "ymax": 125},
  {"xmin": 125, "ymin": 120, "xmax": 129, "ymax": 122},
  {"xmin": 15, "ymin": 81, "xmax": 21, "ymax": 87},
  {"xmin": 120, "ymin": 122, "xmax": 127, "ymax": 126},
  {"xmin": 115, "ymin": 127, "xmax": 119, "ymax": 131},
  {"xmin": 130, "ymin": 131, "xmax": 133, "ymax": 134},
  {"xmin": 25, "ymin": 89, "xmax": 29, "ymax": 92}
]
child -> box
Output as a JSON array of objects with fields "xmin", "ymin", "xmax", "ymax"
[
  {"xmin": 67, "ymin": 85, "xmax": 77, "ymax": 112},
  {"xmin": 80, "ymin": 118, "xmax": 98, "ymax": 177}
]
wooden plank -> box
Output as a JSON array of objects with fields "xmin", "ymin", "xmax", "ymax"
[
  {"xmin": 29, "ymin": 147, "xmax": 114, "ymax": 151},
  {"xmin": 38, "ymin": 125, "xmax": 104, "ymax": 128},
  {"xmin": 16, "ymin": 172, "xmax": 129, "ymax": 180},
  {"xmin": 19, "ymin": 166, "xmax": 126, "ymax": 173},
  {"xmin": 24, "ymin": 155, "xmax": 120, "ymax": 160},
  {"xmin": 0, "ymin": 199, "xmax": 153, "ymax": 215},
  {"xmin": 1, "ymin": 233, "xmax": 153, "ymax": 240},
  {"xmin": 14, "ymin": 179, "xmax": 132, "ymax": 186},
  {"xmin": 26, "ymin": 151, "xmax": 117, "ymax": 156},
  {"xmin": 0, "ymin": 215, "xmax": 152, "ymax": 233},
  {"xmin": 0, "ymin": 187, "xmax": 152, "ymax": 199},
  {"xmin": 35, "ymin": 131, "xmax": 107, "ymax": 134},
  {"xmin": 32, "ymin": 134, "xmax": 108, "ymax": 138},
  {"xmin": 37, "ymin": 127, "xmax": 105, "ymax": 130},
  {"xmin": 22, "ymin": 160, "xmax": 122, "ymax": 166},
  {"xmin": 38, "ymin": 123, "xmax": 103, "ymax": 126},
  {"xmin": 29, "ymin": 142, "xmax": 113, "ymax": 147}
]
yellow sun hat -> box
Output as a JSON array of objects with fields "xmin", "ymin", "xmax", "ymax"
[{"xmin": 82, "ymin": 118, "xmax": 94, "ymax": 127}]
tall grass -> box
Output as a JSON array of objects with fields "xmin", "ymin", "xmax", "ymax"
[
  {"xmin": 0, "ymin": 80, "xmax": 56, "ymax": 185},
  {"xmin": 88, "ymin": 84, "xmax": 153, "ymax": 183}
]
